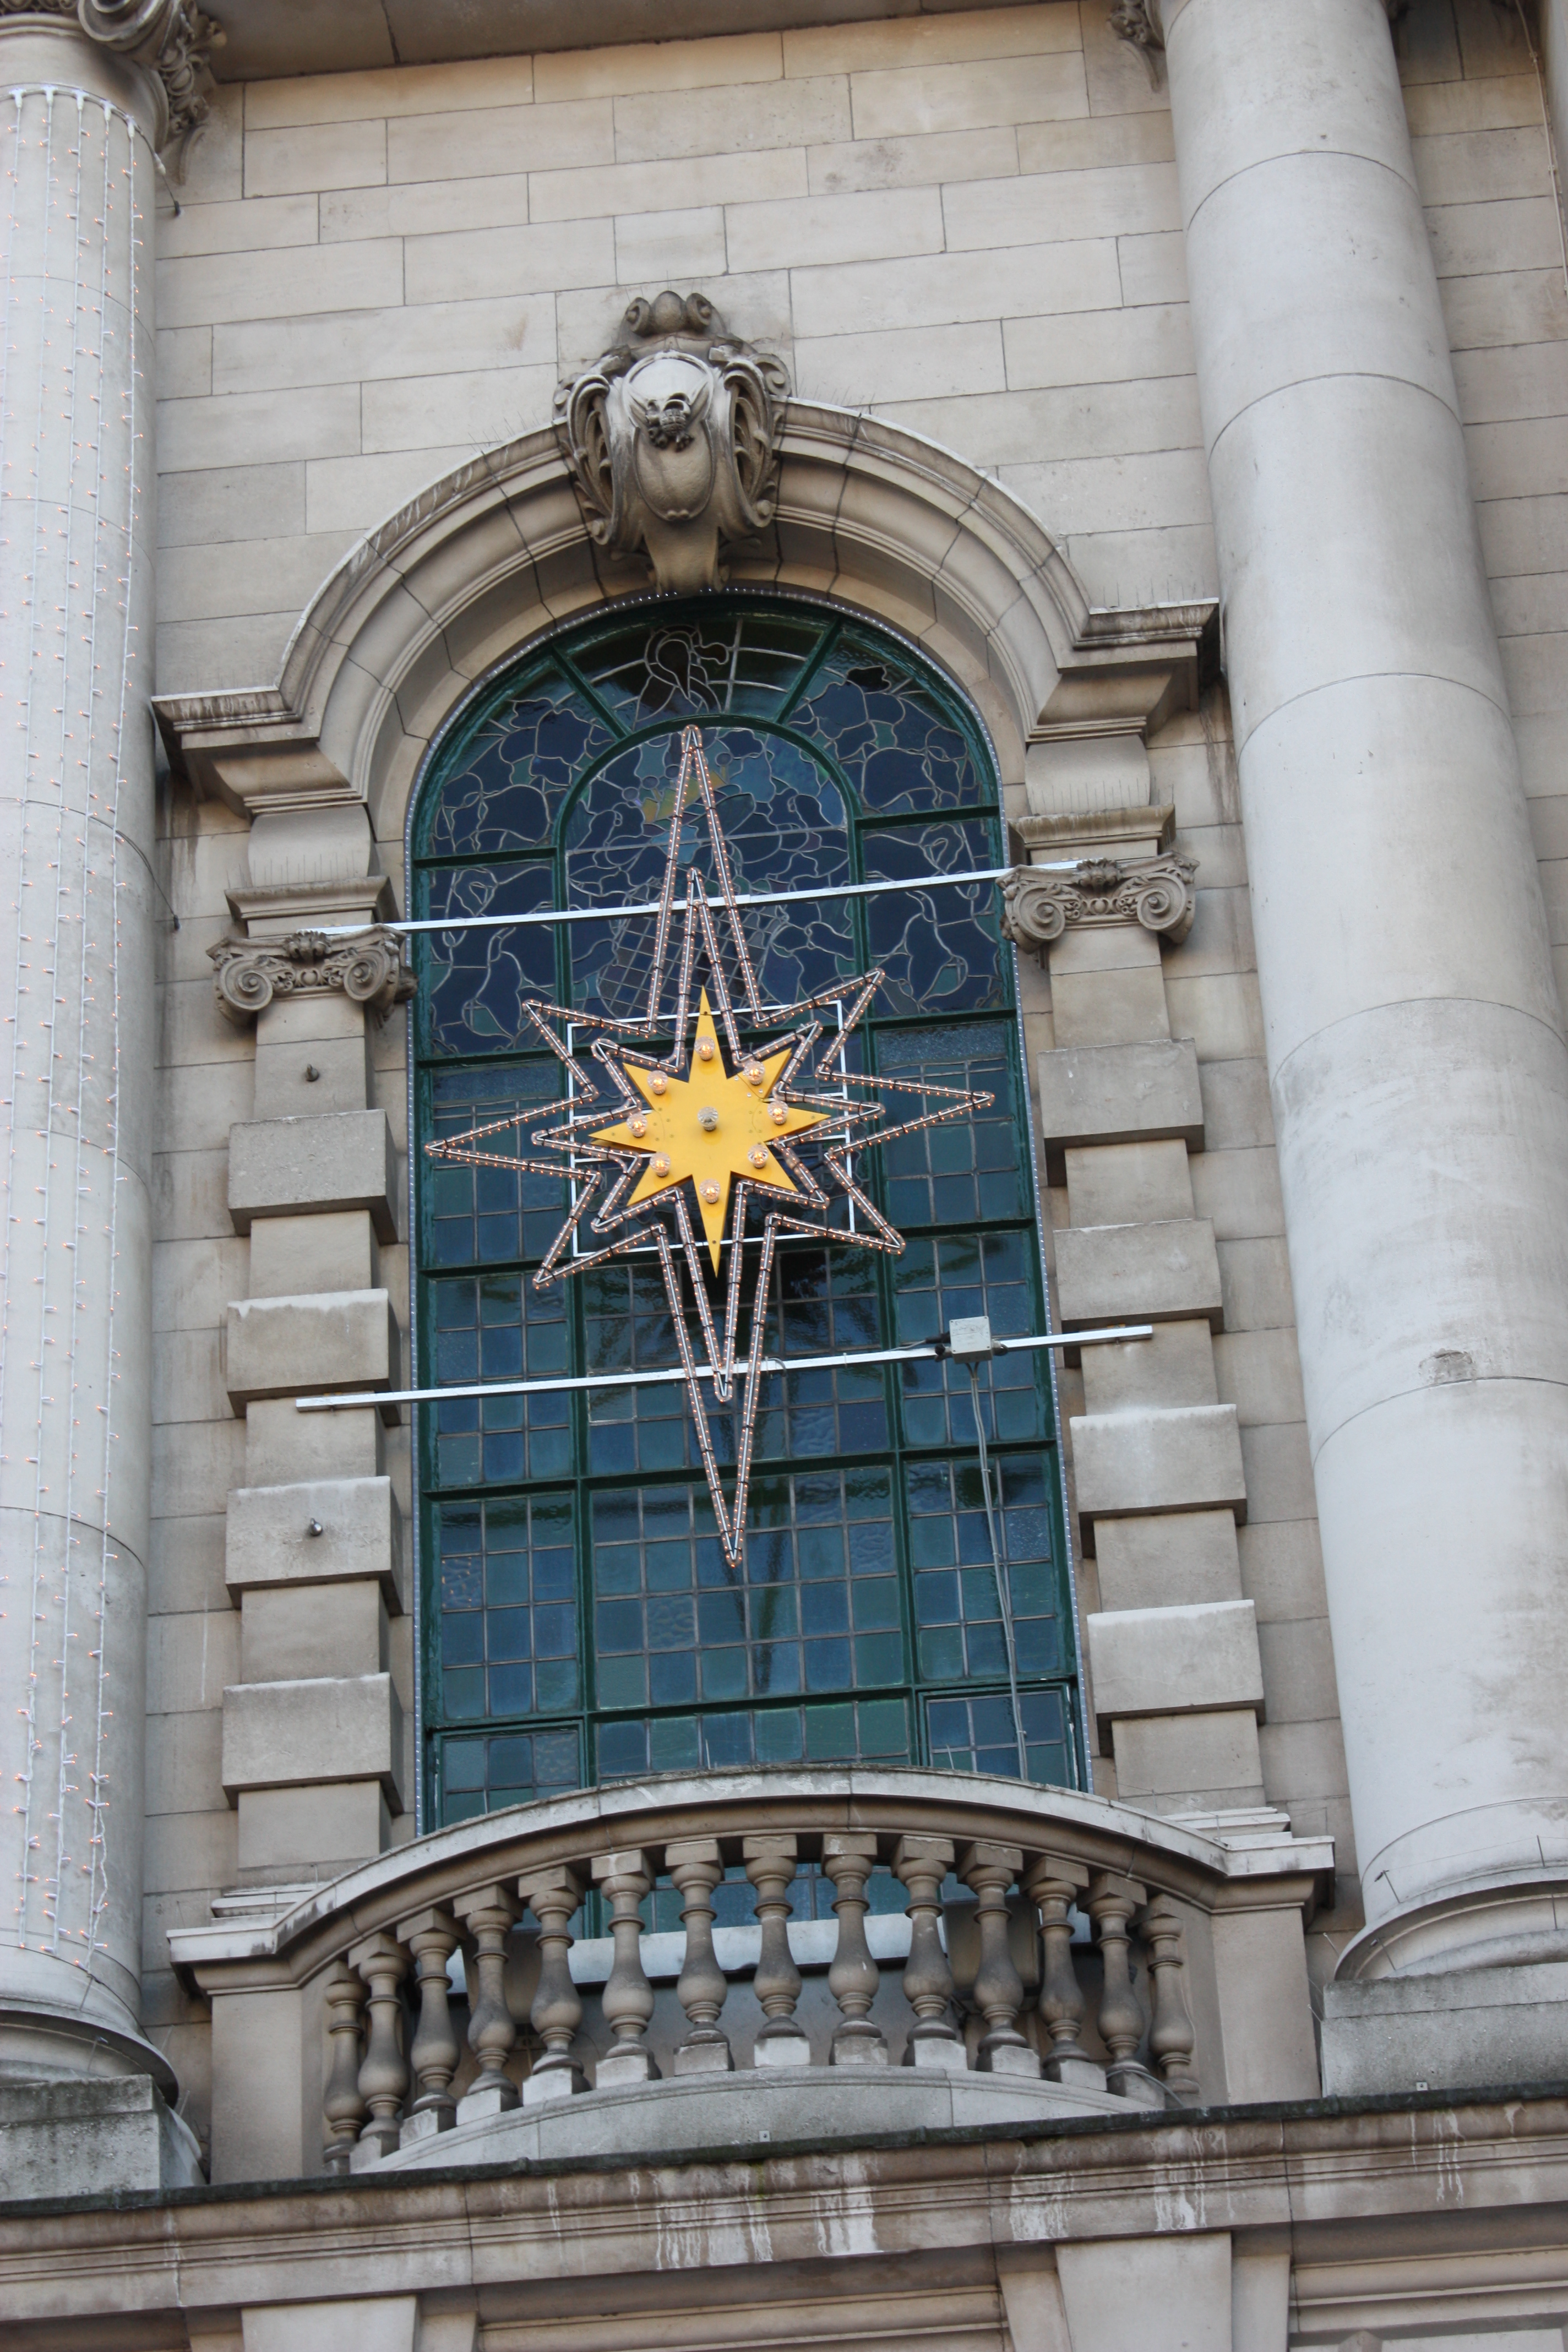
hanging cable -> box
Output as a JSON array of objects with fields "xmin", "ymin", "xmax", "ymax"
[{"xmin": 965, "ymin": 1358, "xmax": 1028, "ymax": 1787}]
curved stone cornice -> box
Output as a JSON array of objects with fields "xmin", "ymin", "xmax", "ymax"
[
  {"xmin": 208, "ymin": 926, "xmax": 415, "ymax": 1027},
  {"xmin": 1000, "ymin": 852, "xmax": 1199, "ymax": 952},
  {"xmin": 153, "ymin": 404, "xmax": 1215, "ymax": 846}
]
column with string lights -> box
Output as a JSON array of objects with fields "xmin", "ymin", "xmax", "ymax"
[{"xmin": 0, "ymin": 6, "xmax": 201, "ymax": 2090}]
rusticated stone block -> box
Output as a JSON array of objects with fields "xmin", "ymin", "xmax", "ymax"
[
  {"xmin": 221, "ymin": 1672, "xmax": 404, "ymax": 1809},
  {"xmin": 1037, "ymin": 1037, "xmax": 1204, "ymax": 1151},
  {"xmin": 228, "ymin": 1108, "xmax": 397, "ymax": 1240}
]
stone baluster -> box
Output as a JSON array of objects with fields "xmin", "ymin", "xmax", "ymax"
[
  {"xmin": 348, "ymin": 1931, "xmax": 411, "ymax": 2162},
  {"xmin": 592, "ymin": 1850, "xmax": 661, "ymax": 2087},
  {"xmin": 454, "ymin": 1885, "xmax": 522, "ymax": 2122},
  {"xmin": 1141, "ymin": 1893, "xmax": 1201, "ymax": 2103},
  {"xmin": 1089, "ymin": 1871, "xmax": 1153, "ymax": 2102},
  {"xmin": 398, "ymin": 1906, "xmax": 462, "ymax": 2144},
  {"xmin": 894, "ymin": 1834, "xmax": 965, "ymax": 2071},
  {"xmin": 959, "ymin": 1843, "xmax": 1040, "ymax": 2078},
  {"xmin": 1022, "ymin": 1857, "xmax": 1103, "ymax": 2091},
  {"xmin": 666, "ymin": 1838, "xmax": 732, "ymax": 2075},
  {"xmin": 519, "ymin": 1866, "xmax": 586, "ymax": 2104},
  {"xmin": 320, "ymin": 1961, "xmax": 369, "ymax": 2173},
  {"xmin": 823, "ymin": 1834, "xmax": 888, "ymax": 2065},
  {"xmin": 744, "ymin": 1834, "xmax": 811, "ymax": 2065}
]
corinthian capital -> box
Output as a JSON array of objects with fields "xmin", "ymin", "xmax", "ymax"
[
  {"xmin": 209, "ymin": 928, "xmax": 415, "ymax": 1027},
  {"xmin": 75, "ymin": 0, "xmax": 225, "ymax": 164},
  {"xmin": 1000, "ymin": 853, "xmax": 1197, "ymax": 953}
]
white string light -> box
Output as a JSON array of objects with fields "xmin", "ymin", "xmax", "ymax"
[{"xmin": 0, "ymin": 82, "xmax": 142, "ymax": 1979}]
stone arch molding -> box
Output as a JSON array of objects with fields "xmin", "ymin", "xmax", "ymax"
[{"xmin": 155, "ymin": 404, "xmax": 1215, "ymax": 862}]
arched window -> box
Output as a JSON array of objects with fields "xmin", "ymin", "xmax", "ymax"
[{"xmin": 411, "ymin": 595, "xmax": 1078, "ymax": 1826}]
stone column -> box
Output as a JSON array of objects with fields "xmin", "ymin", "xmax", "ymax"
[
  {"xmin": 0, "ymin": 13, "xmax": 168, "ymax": 2084},
  {"xmin": 1158, "ymin": 0, "xmax": 1568, "ymax": 1967}
]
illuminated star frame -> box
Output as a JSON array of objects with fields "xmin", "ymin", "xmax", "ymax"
[{"xmin": 424, "ymin": 725, "xmax": 993, "ymax": 1565}]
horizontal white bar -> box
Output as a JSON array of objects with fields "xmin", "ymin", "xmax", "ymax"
[
  {"xmin": 317, "ymin": 862, "xmax": 1067, "ymax": 939},
  {"xmin": 295, "ymin": 1326, "xmax": 1153, "ymax": 1412}
]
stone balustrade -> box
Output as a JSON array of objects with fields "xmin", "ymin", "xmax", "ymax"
[{"xmin": 168, "ymin": 1767, "xmax": 1333, "ymax": 2182}]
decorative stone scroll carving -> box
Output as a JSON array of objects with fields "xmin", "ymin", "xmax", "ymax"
[
  {"xmin": 556, "ymin": 290, "xmax": 790, "ymax": 594},
  {"xmin": 1000, "ymin": 853, "xmax": 1197, "ymax": 951},
  {"xmin": 1109, "ymin": 0, "xmax": 1163, "ymax": 81},
  {"xmin": 75, "ymin": 0, "xmax": 226, "ymax": 164},
  {"xmin": 209, "ymin": 928, "xmax": 415, "ymax": 1026}
]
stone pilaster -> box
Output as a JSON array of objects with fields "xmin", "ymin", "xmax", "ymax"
[
  {"xmin": 213, "ymin": 887, "xmax": 412, "ymax": 1887},
  {"xmin": 1009, "ymin": 815, "xmax": 1267, "ymax": 1822}
]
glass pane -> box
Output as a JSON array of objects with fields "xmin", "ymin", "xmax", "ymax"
[
  {"xmin": 438, "ymin": 1722, "xmax": 583, "ymax": 1823},
  {"xmin": 895, "ymin": 1230, "xmax": 1047, "ymax": 1446},
  {"xmin": 428, "ymin": 1061, "xmax": 569, "ymax": 1267},
  {"xmin": 426, "ymin": 667, "xmax": 614, "ymax": 856},
  {"xmin": 564, "ymin": 726, "xmax": 856, "ymax": 1020},
  {"xmin": 429, "ymin": 1271, "xmax": 571, "ymax": 1488},
  {"xmin": 434, "ymin": 1490, "xmax": 580, "ymax": 1723},
  {"xmin": 874, "ymin": 1021, "xmax": 1027, "ymax": 1228},
  {"xmin": 791, "ymin": 631, "xmax": 987, "ymax": 812},
  {"xmin": 907, "ymin": 1453, "xmax": 1060, "ymax": 1683},
  {"xmin": 421, "ymin": 861, "xmax": 556, "ymax": 1056},
  {"xmin": 570, "ymin": 610, "xmax": 827, "ymax": 727},
  {"xmin": 924, "ymin": 1687, "xmax": 1071, "ymax": 1787},
  {"xmin": 597, "ymin": 1695, "xmax": 912, "ymax": 1782},
  {"xmin": 864, "ymin": 821, "xmax": 1005, "ymax": 1017},
  {"xmin": 751, "ymin": 1243, "xmax": 889, "ymax": 1461}
]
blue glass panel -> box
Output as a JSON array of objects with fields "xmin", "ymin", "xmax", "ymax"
[
  {"xmin": 434, "ymin": 1490, "xmax": 580, "ymax": 1721},
  {"xmin": 863, "ymin": 821, "xmax": 1005, "ymax": 1016},
  {"xmin": 924, "ymin": 1686, "xmax": 1070, "ymax": 1787},
  {"xmin": 564, "ymin": 727, "xmax": 855, "ymax": 1020},
  {"xmin": 421, "ymin": 861, "xmax": 556, "ymax": 1056},
  {"xmin": 791, "ymin": 633, "xmax": 986, "ymax": 812},
  {"xmin": 429, "ymin": 1271, "xmax": 571, "ymax": 1487},
  {"xmin": 873, "ymin": 1021, "xmax": 1026, "ymax": 1229},
  {"xmin": 894, "ymin": 1229, "xmax": 1047, "ymax": 1446},
  {"xmin": 569, "ymin": 611, "xmax": 826, "ymax": 728},
  {"xmin": 438, "ymin": 1723, "xmax": 582, "ymax": 1823},
  {"xmin": 907, "ymin": 1453, "xmax": 1060, "ymax": 1685},
  {"xmin": 428, "ymin": 1061, "xmax": 570, "ymax": 1266},
  {"xmin": 427, "ymin": 668, "xmax": 614, "ymax": 856},
  {"xmin": 597, "ymin": 1696, "xmax": 911, "ymax": 1782}
]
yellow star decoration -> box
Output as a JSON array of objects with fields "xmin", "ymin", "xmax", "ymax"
[
  {"xmin": 424, "ymin": 725, "xmax": 993, "ymax": 1564},
  {"xmin": 590, "ymin": 991, "xmax": 829, "ymax": 1271}
]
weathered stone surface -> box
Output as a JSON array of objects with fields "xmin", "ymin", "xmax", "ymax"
[
  {"xmin": 225, "ymin": 1476, "xmax": 404, "ymax": 1606},
  {"xmin": 224, "ymin": 1291, "xmax": 401, "ymax": 1412},
  {"xmin": 228, "ymin": 1109, "xmax": 398, "ymax": 1240},
  {"xmin": 1087, "ymin": 1598, "xmax": 1264, "ymax": 1730},
  {"xmin": 221, "ymin": 1672, "xmax": 405, "ymax": 1806},
  {"xmin": 1057, "ymin": 1217, "xmax": 1223, "ymax": 1329},
  {"xmin": 1071, "ymin": 1403, "xmax": 1248, "ymax": 1520},
  {"xmin": 0, "ymin": 2078, "xmax": 203, "ymax": 2199},
  {"xmin": 1037, "ymin": 1039, "xmax": 1205, "ymax": 1151}
]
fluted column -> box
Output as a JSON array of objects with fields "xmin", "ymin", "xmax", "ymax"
[
  {"xmin": 0, "ymin": 14, "xmax": 166, "ymax": 2079},
  {"xmin": 1161, "ymin": 0, "xmax": 1568, "ymax": 1966}
]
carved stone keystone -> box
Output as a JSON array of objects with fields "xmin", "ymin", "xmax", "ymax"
[{"xmin": 556, "ymin": 290, "xmax": 790, "ymax": 593}]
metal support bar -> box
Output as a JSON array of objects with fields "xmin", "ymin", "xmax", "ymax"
[
  {"xmin": 317, "ymin": 862, "xmax": 1082, "ymax": 939},
  {"xmin": 295, "ymin": 1325, "xmax": 1153, "ymax": 1413}
]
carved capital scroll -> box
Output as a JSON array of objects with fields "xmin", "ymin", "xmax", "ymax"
[
  {"xmin": 209, "ymin": 927, "xmax": 415, "ymax": 1026},
  {"xmin": 73, "ymin": 0, "xmax": 225, "ymax": 166},
  {"xmin": 556, "ymin": 288, "xmax": 790, "ymax": 594},
  {"xmin": 1000, "ymin": 853, "xmax": 1197, "ymax": 952}
]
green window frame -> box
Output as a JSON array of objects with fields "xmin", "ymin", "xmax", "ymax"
[{"xmin": 409, "ymin": 593, "xmax": 1081, "ymax": 1827}]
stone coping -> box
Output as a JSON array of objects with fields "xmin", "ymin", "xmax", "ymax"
[{"xmin": 168, "ymin": 1768, "xmax": 1334, "ymax": 1984}]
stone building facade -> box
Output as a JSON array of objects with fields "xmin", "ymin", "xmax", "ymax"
[{"xmin": 4, "ymin": 0, "xmax": 1568, "ymax": 2344}]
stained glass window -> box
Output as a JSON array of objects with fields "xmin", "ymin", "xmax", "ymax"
[{"xmin": 411, "ymin": 595, "xmax": 1079, "ymax": 1824}]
